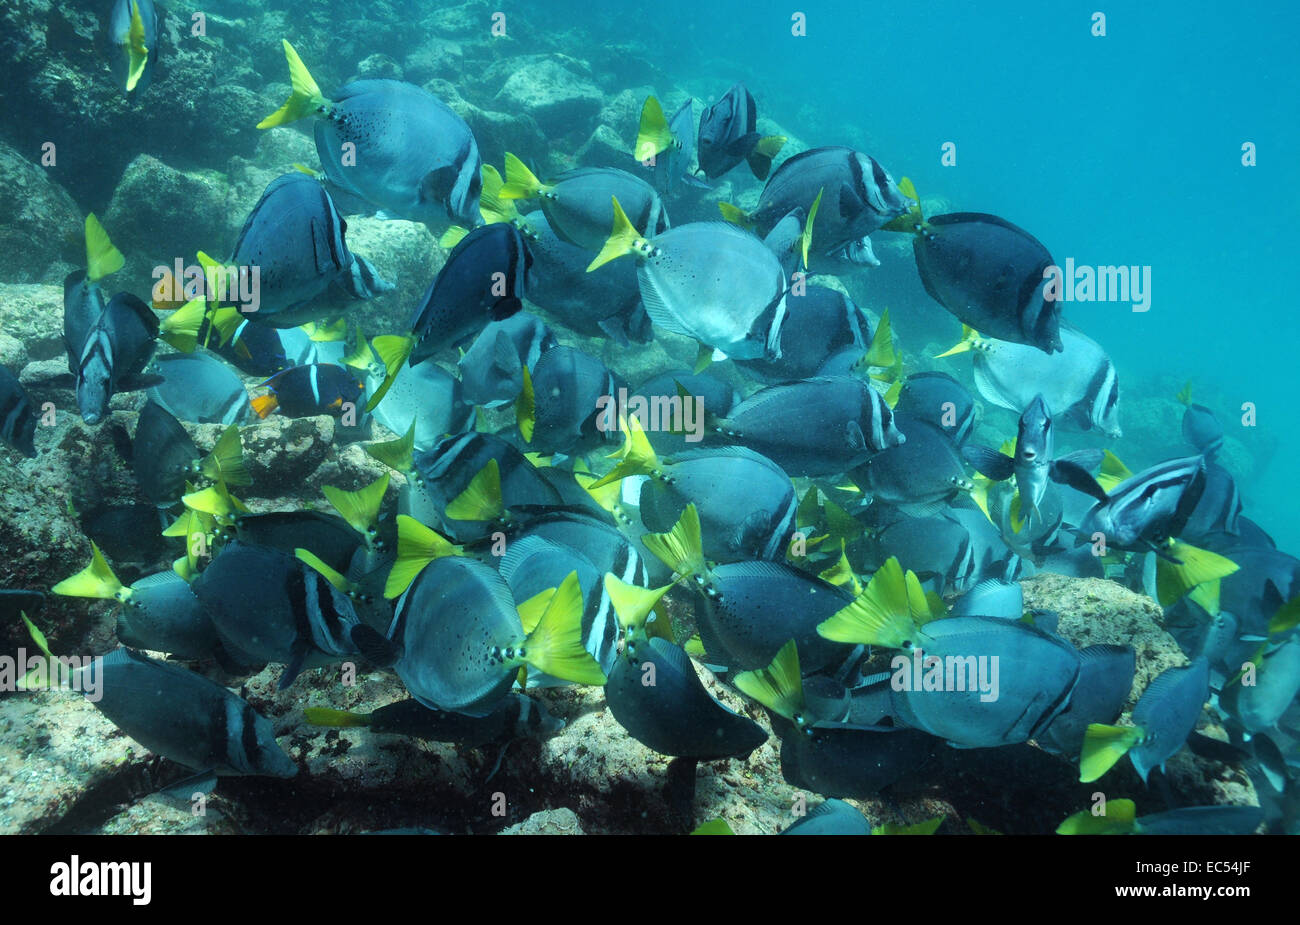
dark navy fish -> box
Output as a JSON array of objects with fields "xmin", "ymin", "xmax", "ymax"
[
  {"xmin": 696, "ymin": 83, "xmax": 785, "ymax": 180},
  {"xmin": 894, "ymin": 371, "xmax": 975, "ymax": 445},
  {"xmin": 517, "ymin": 211, "xmax": 648, "ymax": 344},
  {"xmin": 521, "ymin": 345, "xmax": 621, "ymax": 458},
  {"xmin": 252, "ymin": 363, "xmax": 364, "ymax": 419},
  {"xmin": 734, "ymin": 285, "xmax": 869, "ymax": 383},
  {"xmin": 0, "ymin": 365, "xmax": 38, "ymax": 457},
  {"xmin": 408, "ymin": 222, "xmax": 531, "ymax": 364},
  {"xmin": 68, "ymin": 291, "xmax": 160, "ymax": 425},
  {"xmin": 709, "ymin": 376, "xmax": 902, "ymax": 477},
  {"xmin": 603, "ymin": 577, "xmax": 766, "ymax": 759},
  {"xmin": 221, "ymin": 173, "xmax": 393, "ymax": 329},
  {"xmin": 739, "ymin": 146, "xmax": 911, "ymax": 252},
  {"xmin": 910, "ymin": 210, "xmax": 1062, "ymax": 354},
  {"xmin": 192, "ymin": 541, "xmax": 369, "ymax": 689},
  {"xmin": 108, "ymin": 0, "xmax": 158, "ymax": 94}
]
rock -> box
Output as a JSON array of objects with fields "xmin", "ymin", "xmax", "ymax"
[
  {"xmin": 403, "ymin": 37, "xmax": 465, "ymax": 86},
  {"xmin": 0, "ymin": 696, "xmax": 139, "ymax": 835},
  {"xmin": 0, "ymin": 141, "xmax": 81, "ymax": 284},
  {"xmin": 351, "ymin": 53, "xmax": 403, "ymax": 82},
  {"xmin": 0, "ymin": 284, "xmax": 65, "ymax": 366},
  {"xmin": 338, "ymin": 215, "xmax": 442, "ymax": 336},
  {"xmin": 425, "ymin": 0, "xmax": 496, "ymax": 37},
  {"xmin": 499, "ymin": 807, "xmax": 583, "ymax": 835},
  {"xmin": 222, "ymin": 416, "xmax": 337, "ymax": 498},
  {"xmin": 491, "ymin": 56, "xmax": 603, "ymax": 142},
  {"xmin": 103, "ymin": 155, "xmax": 241, "ymax": 300},
  {"xmin": 575, "ymin": 124, "xmax": 631, "ymax": 169}
]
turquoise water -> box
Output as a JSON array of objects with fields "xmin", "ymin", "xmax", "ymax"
[{"xmin": 1, "ymin": 0, "xmax": 1296, "ymax": 835}]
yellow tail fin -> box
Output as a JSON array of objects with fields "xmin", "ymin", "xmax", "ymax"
[
  {"xmin": 641, "ymin": 503, "xmax": 705, "ymax": 580},
  {"xmin": 124, "ymin": 0, "xmax": 149, "ymax": 92},
  {"xmin": 717, "ymin": 202, "xmax": 754, "ymax": 230},
  {"xmin": 586, "ymin": 413, "xmax": 660, "ymax": 489},
  {"xmin": 586, "ymin": 196, "xmax": 644, "ymax": 272},
  {"xmin": 800, "ymin": 187, "xmax": 823, "ymax": 270},
  {"xmin": 365, "ymin": 420, "xmax": 417, "ymax": 474},
  {"xmin": 881, "ymin": 176, "xmax": 925, "ymax": 233},
  {"xmin": 515, "ymin": 365, "xmax": 535, "ymax": 443},
  {"xmin": 52, "ymin": 541, "xmax": 126, "ymax": 601},
  {"xmin": 934, "ymin": 324, "xmax": 981, "ymax": 359},
  {"xmin": 733, "ymin": 639, "xmax": 804, "ymax": 723},
  {"xmin": 385, "ymin": 515, "xmax": 462, "ymax": 598},
  {"xmin": 635, "ymin": 96, "xmax": 675, "ymax": 163},
  {"xmin": 521, "ymin": 571, "xmax": 607, "ymax": 685},
  {"xmin": 324, "ymin": 474, "xmax": 390, "ymax": 538},
  {"xmin": 817, "ymin": 557, "xmax": 937, "ymax": 646},
  {"xmin": 605, "ymin": 574, "xmax": 673, "ymax": 643},
  {"xmin": 1155, "ymin": 541, "xmax": 1238, "ymax": 610},
  {"xmin": 364, "ymin": 334, "xmax": 414, "ymax": 412},
  {"xmin": 1079, "ymin": 723, "xmax": 1144, "ymax": 783},
  {"xmin": 158, "ymin": 297, "xmax": 206, "ymax": 353},
  {"xmin": 257, "ymin": 40, "xmax": 326, "ymax": 129},
  {"xmin": 199, "ymin": 424, "xmax": 250, "ymax": 487},
  {"xmin": 499, "ymin": 152, "xmax": 547, "ymax": 200},
  {"xmin": 85, "ymin": 214, "xmax": 124, "ymax": 282},
  {"xmin": 445, "ymin": 458, "xmax": 504, "ymax": 522}
]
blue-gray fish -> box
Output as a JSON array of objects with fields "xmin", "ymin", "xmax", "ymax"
[
  {"xmin": 368, "ymin": 357, "xmax": 473, "ymax": 452},
  {"xmin": 79, "ymin": 648, "xmax": 297, "ymax": 777},
  {"xmin": 709, "ymin": 376, "xmax": 902, "ymax": 477},
  {"xmin": 962, "ymin": 394, "xmax": 1108, "ymax": 529},
  {"xmin": 849, "ymin": 412, "xmax": 972, "ymax": 513},
  {"xmin": 888, "ymin": 616, "xmax": 1081, "ymax": 748},
  {"xmin": 517, "ymin": 211, "xmax": 648, "ymax": 344},
  {"xmin": 605, "ymin": 635, "xmax": 766, "ymax": 759},
  {"xmin": 523, "ymin": 345, "xmax": 620, "ymax": 458},
  {"xmin": 259, "ymin": 42, "xmax": 483, "ymax": 227},
  {"xmin": 387, "ymin": 557, "xmax": 601, "ymax": 716},
  {"xmin": 458, "ymin": 313, "xmax": 556, "ymax": 410},
  {"xmin": 1037, "ymin": 644, "xmax": 1135, "ymax": 759},
  {"xmin": 590, "ymin": 210, "xmax": 787, "ymax": 361},
  {"xmin": 1182, "ymin": 403, "xmax": 1224, "ymax": 459},
  {"xmin": 781, "ymin": 799, "xmax": 873, "ymax": 836},
  {"xmin": 1079, "ymin": 455, "xmax": 1207, "ymax": 552},
  {"xmin": 192, "ymin": 541, "xmax": 369, "ymax": 689},
  {"xmin": 743, "ymin": 146, "xmax": 910, "ymax": 253},
  {"xmin": 146, "ymin": 351, "xmax": 251, "ymax": 426},
  {"xmin": 943, "ymin": 324, "xmax": 1121, "ymax": 438},
  {"xmin": 503, "ymin": 158, "xmax": 670, "ymax": 254},
  {"xmin": 894, "ymin": 371, "xmax": 975, "ymax": 445}
]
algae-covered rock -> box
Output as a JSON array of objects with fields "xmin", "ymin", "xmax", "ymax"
[{"xmin": 0, "ymin": 142, "xmax": 81, "ymax": 285}]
